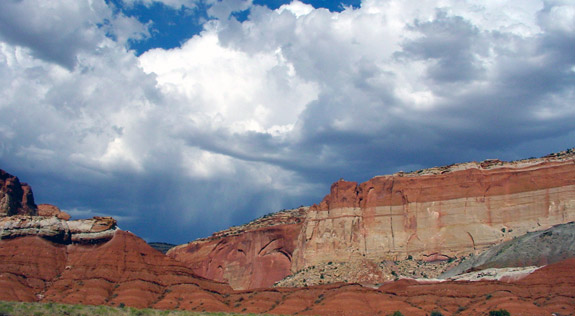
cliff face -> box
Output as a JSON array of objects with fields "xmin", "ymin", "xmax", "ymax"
[
  {"xmin": 168, "ymin": 208, "xmax": 306, "ymax": 290},
  {"xmin": 292, "ymin": 153, "xmax": 575, "ymax": 271},
  {"xmin": 172, "ymin": 150, "xmax": 575, "ymax": 288},
  {"xmin": 0, "ymin": 169, "xmax": 36, "ymax": 216}
]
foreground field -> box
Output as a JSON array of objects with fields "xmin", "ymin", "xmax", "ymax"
[{"xmin": 0, "ymin": 301, "xmax": 270, "ymax": 316}]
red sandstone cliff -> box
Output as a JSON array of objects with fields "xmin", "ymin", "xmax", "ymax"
[
  {"xmin": 292, "ymin": 151, "xmax": 575, "ymax": 271},
  {"xmin": 168, "ymin": 208, "xmax": 306, "ymax": 290},
  {"xmin": 172, "ymin": 149, "xmax": 575, "ymax": 289}
]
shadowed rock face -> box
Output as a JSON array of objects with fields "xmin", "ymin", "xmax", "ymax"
[
  {"xmin": 441, "ymin": 221, "xmax": 575, "ymax": 278},
  {"xmin": 168, "ymin": 208, "xmax": 306, "ymax": 290},
  {"xmin": 0, "ymin": 231, "xmax": 574, "ymax": 315},
  {"xmin": 0, "ymin": 169, "xmax": 37, "ymax": 216}
]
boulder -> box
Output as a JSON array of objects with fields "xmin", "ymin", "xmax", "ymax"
[{"xmin": 37, "ymin": 204, "xmax": 71, "ymax": 220}]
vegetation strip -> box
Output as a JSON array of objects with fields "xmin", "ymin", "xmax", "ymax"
[{"xmin": 0, "ymin": 301, "xmax": 282, "ymax": 316}]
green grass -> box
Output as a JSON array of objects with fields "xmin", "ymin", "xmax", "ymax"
[{"xmin": 0, "ymin": 301, "xmax": 271, "ymax": 316}]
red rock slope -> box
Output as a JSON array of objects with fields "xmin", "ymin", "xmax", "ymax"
[
  {"xmin": 1, "ymin": 230, "xmax": 574, "ymax": 315},
  {"xmin": 168, "ymin": 208, "xmax": 306, "ymax": 290},
  {"xmin": 0, "ymin": 230, "xmax": 233, "ymax": 311}
]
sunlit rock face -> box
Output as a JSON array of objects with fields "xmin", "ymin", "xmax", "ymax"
[
  {"xmin": 0, "ymin": 169, "xmax": 37, "ymax": 217},
  {"xmin": 292, "ymin": 152, "xmax": 575, "ymax": 271}
]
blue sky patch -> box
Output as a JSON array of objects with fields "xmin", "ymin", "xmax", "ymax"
[{"xmin": 107, "ymin": 0, "xmax": 361, "ymax": 54}]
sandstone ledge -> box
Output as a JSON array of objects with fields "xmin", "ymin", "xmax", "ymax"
[{"xmin": 0, "ymin": 215, "xmax": 117, "ymax": 244}]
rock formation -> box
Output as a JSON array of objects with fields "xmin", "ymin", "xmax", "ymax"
[
  {"xmin": 1, "ymin": 229, "xmax": 574, "ymax": 315},
  {"xmin": 1, "ymin": 161, "xmax": 575, "ymax": 315},
  {"xmin": 172, "ymin": 149, "xmax": 575, "ymax": 289},
  {"xmin": 441, "ymin": 221, "xmax": 575, "ymax": 278},
  {"xmin": 37, "ymin": 204, "xmax": 71, "ymax": 220},
  {"xmin": 0, "ymin": 215, "xmax": 117, "ymax": 244},
  {"xmin": 0, "ymin": 230, "xmax": 232, "ymax": 310},
  {"xmin": 168, "ymin": 208, "xmax": 306, "ymax": 290},
  {"xmin": 0, "ymin": 169, "xmax": 37, "ymax": 216},
  {"xmin": 292, "ymin": 150, "xmax": 575, "ymax": 271}
]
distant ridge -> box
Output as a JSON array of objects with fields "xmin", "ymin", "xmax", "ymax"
[{"xmin": 148, "ymin": 242, "xmax": 176, "ymax": 254}]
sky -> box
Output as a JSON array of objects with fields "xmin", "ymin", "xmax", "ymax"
[{"xmin": 0, "ymin": 0, "xmax": 574, "ymax": 244}]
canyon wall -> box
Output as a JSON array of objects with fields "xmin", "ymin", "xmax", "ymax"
[
  {"xmin": 292, "ymin": 154, "xmax": 575, "ymax": 271},
  {"xmin": 170, "ymin": 151, "xmax": 575, "ymax": 288}
]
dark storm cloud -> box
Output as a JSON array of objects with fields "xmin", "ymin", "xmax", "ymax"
[
  {"xmin": 400, "ymin": 11, "xmax": 485, "ymax": 83},
  {"xmin": 0, "ymin": 0, "xmax": 147, "ymax": 69}
]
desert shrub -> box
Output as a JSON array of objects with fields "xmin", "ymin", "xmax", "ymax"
[
  {"xmin": 388, "ymin": 311, "xmax": 404, "ymax": 316},
  {"xmin": 489, "ymin": 309, "xmax": 511, "ymax": 316},
  {"xmin": 430, "ymin": 310, "xmax": 444, "ymax": 316}
]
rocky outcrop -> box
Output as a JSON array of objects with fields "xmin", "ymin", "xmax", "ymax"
[
  {"xmin": 441, "ymin": 221, "xmax": 575, "ymax": 278},
  {"xmin": 37, "ymin": 204, "xmax": 71, "ymax": 220},
  {"xmin": 0, "ymin": 169, "xmax": 36, "ymax": 216},
  {"xmin": 0, "ymin": 230, "xmax": 232, "ymax": 310},
  {"xmin": 0, "ymin": 216, "xmax": 117, "ymax": 244},
  {"xmin": 168, "ymin": 208, "xmax": 306, "ymax": 290},
  {"xmin": 292, "ymin": 150, "xmax": 575, "ymax": 271}
]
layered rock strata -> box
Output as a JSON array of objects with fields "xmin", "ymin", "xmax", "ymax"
[
  {"xmin": 292, "ymin": 151, "xmax": 575, "ymax": 271},
  {"xmin": 0, "ymin": 216, "xmax": 117, "ymax": 244},
  {"xmin": 0, "ymin": 230, "xmax": 232, "ymax": 310}
]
